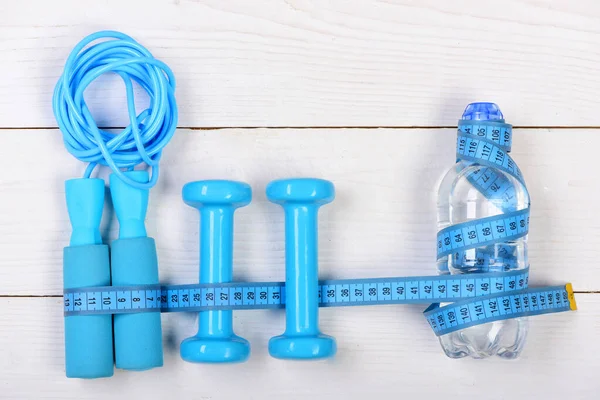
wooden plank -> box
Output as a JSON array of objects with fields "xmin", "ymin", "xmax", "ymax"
[
  {"xmin": 0, "ymin": 128, "xmax": 596, "ymax": 294},
  {"xmin": 0, "ymin": 295, "xmax": 596, "ymax": 398},
  {"xmin": 1, "ymin": 1, "xmax": 600, "ymax": 127}
]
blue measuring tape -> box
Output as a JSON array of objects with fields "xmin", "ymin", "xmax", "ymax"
[
  {"xmin": 437, "ymin": 209, "xmax": 529, "ymax": 260},
  {"xmin": 63, "ymin": 118, "xmax": 577, "ymax": 338},
  {"xmin": 437, "ymin": 119, "xmax": 527, "ymax": 272},
  {"xmin": 63, "ymin": 268, "xmax": 576, "ymax": 336}
]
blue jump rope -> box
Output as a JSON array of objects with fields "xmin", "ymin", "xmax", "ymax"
[
  {"xmin": 55, "ymin": 31, "xmax": 576, "ymax": 379},
  {"xmin": 54, "ymin": 31, "xmax": 176, "ymax": 377}
]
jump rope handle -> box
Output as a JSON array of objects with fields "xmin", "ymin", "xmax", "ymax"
[
  {"xmin": 110, "ymin": 171, "xmax": 163, "ymax": 370},
  {"xmin": 63, "ymin": 172, "xmax": 164, "ymax": 377},
  {"xmin": 64, "ymin": 179, "xmax": 113, "ymax": 378}
]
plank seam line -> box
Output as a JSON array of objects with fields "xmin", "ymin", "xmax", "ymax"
[
  {"xmin": 0, "ymin": 291, "xmax": 597, "ymax": 298},
  {"xmin": 0, "ymin": 126, "xmax": 599, "ymax": 131}
]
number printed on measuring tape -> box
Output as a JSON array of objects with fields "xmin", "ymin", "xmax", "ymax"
[
  {"xmin": 424, "ymin": 284, "xmax": 576, "ymax": 336},
  {"xmin": 457, "ymin": 135, "xmax": 524, "ymax": 185},
  {"xmin": 436, "ymin": 209, "xmax": 530, "ymax": 259},
  {"xmin": 458, "ymin": 121, "xmax": 512, "ymax": 152}
]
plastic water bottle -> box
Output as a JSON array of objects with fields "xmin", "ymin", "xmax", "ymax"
[{"xmin": 436, "ymin": 102, "xmax": 530, "ymax": 359}]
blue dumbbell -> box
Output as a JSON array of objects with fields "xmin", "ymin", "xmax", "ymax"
[
  {"xmin": 110, "ymin": 171, "xmax": 163, "ymax": 371},
  {"xmin": 267, "ymin": 178, "xmax": 337, "ymax": 360},
  {"xmin": 63, "ymin": 178, "xmax": 113, "ymax": 378},
  {"xmin": 180, "ymin": 180, "xmax": 251, "ymax": 363}
]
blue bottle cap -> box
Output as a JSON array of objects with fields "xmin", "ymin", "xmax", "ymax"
[{"xmin": 461, "ymin": 102, "xmax": 504, "ymax": 122}]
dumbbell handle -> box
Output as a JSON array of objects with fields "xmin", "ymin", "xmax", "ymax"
[
  {"xmin": 180, "ymin": 180, "xmax": 251, "ymax": 363},
  {"xmin": 198, "ymin": 205, "xmax": 236, "ymax": 337},
  {"xmin": 283, "ymin": 204, "xmax": 320, "ymax": 335},
  {"xmin": 267, "ymin": 178, "xmax": 336, "ymax": 360}
]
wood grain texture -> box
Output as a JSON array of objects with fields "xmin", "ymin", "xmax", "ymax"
[
  {"xmin": 1, "ymin": 0, "xmax": 600, "ymax": 127},
  {"xmin": 0, "ymin": 295, "xmax": 596, "ymax": 399},
  {"xmin": 0, "ymin": 128, "xmax": 596, "ymax": 294},
  {"xmin": 1, "ymin": 2, "xmax": 598, "ymax": 394}
]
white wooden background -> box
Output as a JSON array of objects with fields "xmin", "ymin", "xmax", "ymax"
[{"xmin": 0, "ymin": 1, "xmax": 599, "ymax": 399}]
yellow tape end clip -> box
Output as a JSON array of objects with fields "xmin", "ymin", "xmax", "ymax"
[{"xmin": 565, "ymin": 283, "xmax": 577, "ymax": 311}]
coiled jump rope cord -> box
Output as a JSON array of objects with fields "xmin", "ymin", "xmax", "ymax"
[{"xmin": 53, "ymin": 30, "xmax": 178, "ymax": 189}]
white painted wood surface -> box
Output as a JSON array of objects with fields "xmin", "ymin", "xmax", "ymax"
[
  {"xmin": 0, "ymin": 1, "xmax": 598, "ymax": 399},
  {"xmin": 2, "ymin": 0, "xmax": 600, "ymax": 127},
  {"xmin": 0, "ymin": 128, "xmax": 597, "ymax": 398},
  {"xmin": 1, "ymin": 296, "xmax": 598, "ymax": 399},
  {"xmin": 0, "ymin": 128, "xmax": 598, "ymax": 294}
]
